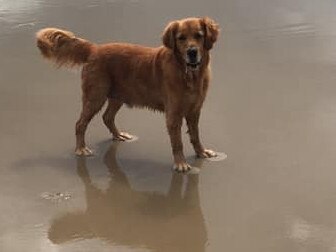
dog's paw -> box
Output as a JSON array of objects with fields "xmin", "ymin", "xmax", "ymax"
[
  {"xmin": 197, "ymin": 149, "xmax": 217, "ymax": 158},
  {"xmin": 113, "ymin": 132, "xmax": 134, "ymax": 141},
  {"xmin": 173, "ymin": 161, "xmax": 192, "ymax": 173},
  {"xmin": 75, "ymin": 147, "xmax": 93, "ymax": 156}
]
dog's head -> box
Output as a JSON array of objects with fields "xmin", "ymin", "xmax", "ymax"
[{"xmin": 162, "ymin": 17, "xmax": 219, "ymax": 71}]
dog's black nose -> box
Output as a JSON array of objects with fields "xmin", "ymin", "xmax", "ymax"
[{"xmin": 187, "ymin": 47, "xmax": 198, "ymax": 59}]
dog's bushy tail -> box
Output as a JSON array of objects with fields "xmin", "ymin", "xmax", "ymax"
[{"xmin": 36, "ymin": 28, "xmax": 95, "ymax": 67}]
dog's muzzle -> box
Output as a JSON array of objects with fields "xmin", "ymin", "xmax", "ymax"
[{"xmin": 186, "ymin": 47, "xmax": 201, "ymax": 70}]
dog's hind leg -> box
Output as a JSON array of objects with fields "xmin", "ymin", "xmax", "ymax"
[
  {"xmin": 75, "ymin": 98, "xmax": 106, "ymax": 155},
  {"xmin": 75, "ymin": 77, "xmax": 107, "ymax": 156},
  {"xmin": 102, "ymin": 98, "xmax": 133, "ymax": 141}
]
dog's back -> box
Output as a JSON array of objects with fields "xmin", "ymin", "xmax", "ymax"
[{"xmin": 91, "ymin": 43, "xmax": 168, "ymax": 110}]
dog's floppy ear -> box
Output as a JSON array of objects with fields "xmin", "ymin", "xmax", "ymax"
[
  {"xmin": 162, "ymin": 21, "xmax": 178, "ymax": 50},
  {"xmin": 201, "ymin": 17, "xmax": 219, "ymax": 50}
]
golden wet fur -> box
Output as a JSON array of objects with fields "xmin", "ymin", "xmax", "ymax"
[{"xmin": 36, "ymin": 17, "xmax": 220, "ymax": 172}]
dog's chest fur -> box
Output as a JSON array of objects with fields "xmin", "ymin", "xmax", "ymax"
[{"xmin": 182, "ymin": 71, "xmax": 208, "ymax": 110}]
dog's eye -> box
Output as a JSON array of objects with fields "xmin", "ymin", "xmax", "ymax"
[
  {"xmin": 195, "ymin": 32, "xmax": 204, "ymax": 39},
  {"xmin": 177, "ymin": 35, "xmax": 186, "ymax": 41}
]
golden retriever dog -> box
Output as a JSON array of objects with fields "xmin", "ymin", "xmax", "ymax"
[{"xmin": 36, "ymin": 17, "xmax": 220, "ymax": 172}]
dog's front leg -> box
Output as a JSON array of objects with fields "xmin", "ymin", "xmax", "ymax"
[
  {"xmin": 166, "ymin": 110, "xmax": 191, "ymax": 172},
  {"xmin": 186, "ymin": 110, "xmax": 217, "ymax": 158}
]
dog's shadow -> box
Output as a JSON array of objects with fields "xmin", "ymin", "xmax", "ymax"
[{"xmin": 48, "ymin": 142, "xmax": 207, "ymax": 252}]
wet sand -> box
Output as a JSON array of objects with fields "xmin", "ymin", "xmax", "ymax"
[{"xmin": 2, "ymin": 0, "xmax": 336, "ymax": 251}]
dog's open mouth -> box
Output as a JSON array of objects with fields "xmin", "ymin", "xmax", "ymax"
[{"xmin": 186, "ymin": 62, "xmax": 201, "ymax": 71}]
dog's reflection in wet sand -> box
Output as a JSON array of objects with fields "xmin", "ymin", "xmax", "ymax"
[{"xmin": 48, "ymin": 143, "xmax": 207, "ymax": 252}]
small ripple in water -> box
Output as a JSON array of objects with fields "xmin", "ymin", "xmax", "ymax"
[
  {"xmin": 40, "ymin": 192, "xmax": 71, "ymax": 202},
  {"xmin": 188, "ymin": 167, "xmax": 201, "ymax": 174},
  {"xmin": 125, "ymin": 135, "xmax": 139, "ymax": 142},
  {"xmin": 207, "ymin": 152, "xmax": 227, "ymax": 162}
]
